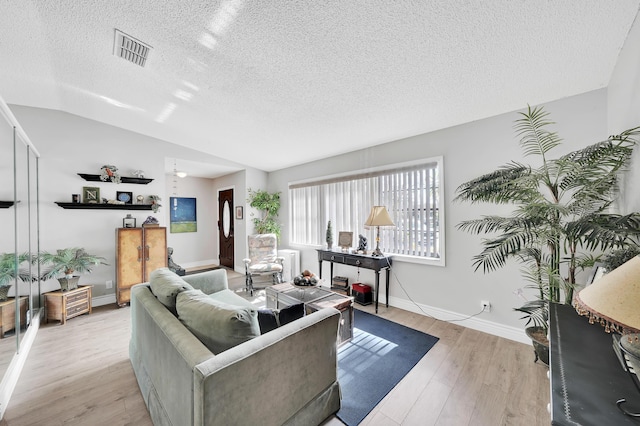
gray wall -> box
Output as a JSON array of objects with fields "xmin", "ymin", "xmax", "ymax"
[
  {"xmin": 4, "ymin": 106, "xmax": 256, "ymax": 302},
  {"xmin": 270, "ymin": 89, "xmax": 612, "ymax": 342}
]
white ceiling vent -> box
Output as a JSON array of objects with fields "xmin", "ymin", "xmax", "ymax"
[{"xmin": 113, "ymin": 29, "xmax": 152, "ymax": 67}]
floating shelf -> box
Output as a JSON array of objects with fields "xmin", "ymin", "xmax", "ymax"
[
  {"xmin": 55, "ymin": 202, "xmax": 154, "ymax": 210},
  {"xmin": 77, "ymin": 173, "xmax": 154, "ymax": 185},
  {"xmin": 0, "ymin": 201, "xmax": 15, "ymax": 208}
]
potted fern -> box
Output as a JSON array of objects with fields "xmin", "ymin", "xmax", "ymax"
[
  {"xmin": 0, "ymin": 252, "xmax": 37, "ymax": 301},
  {"xmin": 455, "ymin": 105, "xmax": 640, "ymax": 364},
  {"xmin": 247, "ymin": 188, "xmax": 281, "ymax": 239},
  {"xmin": 40, "ymin": 248, "xmax": 107, "ymax": 291}
]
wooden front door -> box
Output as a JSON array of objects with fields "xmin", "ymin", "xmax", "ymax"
[{"xmin": 218, "ymin": 189, "xmax": 234, "ymax": 269}]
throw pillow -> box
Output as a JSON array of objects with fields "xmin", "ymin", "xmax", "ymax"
[
  {"xmin": 149, "ymin": 268, "xmax": 194, "ymax": 315},
  {"xmin": 176, "ymin": 289, "xmax": 260, "ymax": 354},
  {"xmin": 257, "ymin": 303, "xmax": 305, "ymax": 334}
]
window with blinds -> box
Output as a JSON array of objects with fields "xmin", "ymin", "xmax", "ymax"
[{"xmin": 289, "ymin": 158, "xmax": 443, "ymax": 260}]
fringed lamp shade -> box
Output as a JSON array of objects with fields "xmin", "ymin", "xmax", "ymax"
[{"xmin": 575, "ymin": 256, "xmax": 640, "ymax": 334}]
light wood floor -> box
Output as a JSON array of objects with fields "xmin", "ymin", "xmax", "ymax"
[{"xmin": 1, "ymin": 271, "xmax": 550, "ymax": 425}]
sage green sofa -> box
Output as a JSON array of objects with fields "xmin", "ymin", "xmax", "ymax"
[{"xmin": 129, "ymin": 268, "xmax": 341, "ymax": 426}]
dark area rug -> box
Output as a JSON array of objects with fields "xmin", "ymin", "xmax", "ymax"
[{"xmin": 337, "ymin": 310, "xmax": 439, "ymax": 425}]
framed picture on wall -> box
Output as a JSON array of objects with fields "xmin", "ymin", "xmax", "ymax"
[{"xmin": 169, "ymin": 197, "xmax": 197, "ymax": 233}]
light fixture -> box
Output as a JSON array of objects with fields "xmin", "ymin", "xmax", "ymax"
[
  {"xmin": 575, "ymin": 256, "xmax": 640, "ymax": 417},
  {"xmin": 364, "ymin": 206, "xmax": 395, "ymax": 257},
  {"xmin": 176, "ymin": 171, "xmax": 187, "ymax": 178},
  {"xmin": 574, "ymin": 255, "xmax": 640, "ymax": 334}
]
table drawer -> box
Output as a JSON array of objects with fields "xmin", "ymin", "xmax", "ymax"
[{"xmin": 66, "ymin": 288, "xmax": 89, "ymax": 304}]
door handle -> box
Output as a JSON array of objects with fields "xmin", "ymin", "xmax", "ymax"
[
  {"xmin": 137, "ymin": 246, "xmax": 142, "ymax": 262},
  {"xmin": 145, "ymin": 245, "xmax": 150, "ymax": 261}
]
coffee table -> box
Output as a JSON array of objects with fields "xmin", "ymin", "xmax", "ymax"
[{"xmin": 266, "ymin": 283, "xmax": 354, "ymax": 345}]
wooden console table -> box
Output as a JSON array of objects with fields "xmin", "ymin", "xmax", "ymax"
[
  {"xmin": 316, "ymin": 249, "xmax": 391, "ymax": 313},
  {"xmin": 45, "ymin": 285, "xmax": 92, "ymax": 325},
  {"xmin": 549, "ymin": 303, "xmax": 640, "ymax": 425}
]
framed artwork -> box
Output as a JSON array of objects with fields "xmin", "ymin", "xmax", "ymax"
[
  {"xmin": 116, "ymin": 191, "xmax": 133, "ymax": 204},
  {"xmin": 338, "ymin": 231, "xmax": 353, "ymax": 248},
  {"xmin": 82, "ymin": 186, "xmax": 100, "ymax": 204},
  {"xmin": 235, "ymin": 206, "xmax": 243, "ymax": 220},
  {"xmin": 169, "ymin": 197, "xmax": 197, "ymax": 233}
]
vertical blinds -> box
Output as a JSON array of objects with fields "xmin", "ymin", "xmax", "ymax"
[{"xmin": 289, "ymin": 162, "xmax": 441, "ymax": 258}]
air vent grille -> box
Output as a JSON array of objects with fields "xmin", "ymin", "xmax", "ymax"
[{"xmin": 114, "ymin": 29, "xmax": 152, "ymax": 67}]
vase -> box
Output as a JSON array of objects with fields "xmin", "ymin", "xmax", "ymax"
[
  {"xmin": 526, "ymin": 326, "xmax": 549, "ymax": 365},
  {"xmin": 0, "ymin": 286, "xmax": 10, "ymax": 301},
  {"xmin": 58, "ymin": 276, "xmax": 80, "ymax": 291}
]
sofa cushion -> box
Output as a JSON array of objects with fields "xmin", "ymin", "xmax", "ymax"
[
  {"xmin": 257, "ymin": 303, "xmax": 305, "ymax": 334},
  {"xmin": 149, "ymin": 268, "xmax": 194, "ymax": 315},
  {"xmin": 176, "ymin": 289, "xmax": 260, "ymax": 354}
]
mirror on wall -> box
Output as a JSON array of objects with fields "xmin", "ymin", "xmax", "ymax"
[{"xmin": 0, "ymin": 101, "xmax": 40, "ymax": 382}]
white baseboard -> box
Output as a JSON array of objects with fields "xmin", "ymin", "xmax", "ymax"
[
  {"xmin": 92, "ymin": 294, "xmax": 117, "ymax": 307},
  {"xmin": 387, "ymin": 295, "xmax": 530, "ymax": 345},
  {"xmin": 181, "ymin": 259, "xmax": 219, "ymax": 269},
  {"xmin": 0, "ymin": 308, "xmax": 43, "ymax": 419}
]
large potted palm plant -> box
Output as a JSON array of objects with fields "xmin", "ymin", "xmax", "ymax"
[{"xmin": 455, "ymin": 105, "xmax": 640, "ymax": 364}]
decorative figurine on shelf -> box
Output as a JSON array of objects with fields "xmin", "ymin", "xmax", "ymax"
[
  {"xmin": 136, "ymin": 195, "xmax": 145, "ymax": 204},
  {"xmin": 143, "ymin": 216, "xmax": 159, "ymax": 227},
  {"xmin": 293, "ymin": 270, "xmax": 319, "ymax": 286},
  {"xmin": 358, "ymin": 234, "xmax": 368, "ymax": 254},
  {"xmin": 326, "ymin": 220, "xmax": 333, "ymax": 249},
  {"xmin": 132, "ymin": 169, "xmax": 145, "ymax": 178},
  {"xmin": 167, "ymin": 247, "xmax": 185, "ymax": 276},
  {"xmin": 149, "ymin": 195, "xmax": 162, "ymax": 213},
  {"xmin": 100, "ymin": 165, "xmax": 121, "ymax": 184}
]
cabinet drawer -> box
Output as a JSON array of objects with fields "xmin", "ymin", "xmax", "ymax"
[
  {"xmin": 66, "ymin": 289, "xmax": 89, "ymax": 304},
  {"xmin": 328, "ymin": 254, "xmax": 345, "ymax": 263},
  {"xmin": 345, "ymin": 256, "xmax": 376, "ymax": 269},
  {"xmin": 67, "ymin": 301, "xmax": 89, "ymax": 318}
]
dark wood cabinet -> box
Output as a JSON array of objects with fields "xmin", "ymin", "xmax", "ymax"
[
  {"xmin": 116, "ymin": 227, "xmax": 167, "ymax": 306},
  {"xmin": 549, "ymin": 303, "xmax": 640, "ymax": 425}
]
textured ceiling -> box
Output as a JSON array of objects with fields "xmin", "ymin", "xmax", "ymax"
[{"xmin": 1, "ymin": 1, "xmax": 639, "ymax": 176}]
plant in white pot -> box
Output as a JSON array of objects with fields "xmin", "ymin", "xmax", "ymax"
[
  {"xmin": 40, "ymin": 248, "xmax": 107, "ymax": 291},
  {"xmin": 455, "ymin": 105, "xmax": 640, "ymax": 364}
]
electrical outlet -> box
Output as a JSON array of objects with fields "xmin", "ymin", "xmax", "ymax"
[
  {"xmin": 106, "ymin": 280, "xmax": 113, "ymax": 289},
  {"xmin": 481, "ymin": 300, "xmax": 491, "ymax": 312}
]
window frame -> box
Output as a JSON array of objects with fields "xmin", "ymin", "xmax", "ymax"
[{"xmin": 288, "ymin": 156, "xmax": 445, "ymax": 267}]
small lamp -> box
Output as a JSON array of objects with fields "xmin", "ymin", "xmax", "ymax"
[
  {"xmin": 364, "ymin": 206, "xmax": 395, "ymax": 257},
  {"xmin": 574, "ymin": 255, "xmax": 640, "ymax": 334}
]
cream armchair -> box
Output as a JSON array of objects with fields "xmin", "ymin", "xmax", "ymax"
[{"xmin": 243, "ymin": 233, "xmax": 284, "ymax": 295}]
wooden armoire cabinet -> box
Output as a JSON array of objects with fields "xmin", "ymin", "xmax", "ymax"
[{"xmin": 116, "ymin": 226, "xmax": 167, "ymax": 306}]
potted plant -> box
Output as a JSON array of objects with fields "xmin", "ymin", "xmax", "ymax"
[
  {"xmin": 40, "ymin": 248, "xmax": 107, "ymax": 291},
  {"xmin": 247, "ymin": 188, "xmax": 281, "ymax": 238},
  {"xmin": 0, "ymin": 252, "xmax": 37, "ymax": 301},
  {"xmin": 455, "ymin": 105, "xmax": 640, "ymax": 364}
]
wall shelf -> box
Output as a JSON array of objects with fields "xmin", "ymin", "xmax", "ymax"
[
  {"xmin": 77, "ymin": 173, "xmax": 153, "ymax": 185},
  {"xmin": 0, "ymin": 201, "xmax": 15, "ymax": 208},
  {"xmin": 55, "ymin": 202, "xmax": 153, "ymax": 210}
]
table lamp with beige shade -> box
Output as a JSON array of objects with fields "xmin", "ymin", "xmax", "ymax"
[
  {"xmin": 574, "ymin": 255, "xmax": 640, "ymax": 417},
  {"xmin": 364, "ymin": 206, "xmax": 395, "ymax": 257}
]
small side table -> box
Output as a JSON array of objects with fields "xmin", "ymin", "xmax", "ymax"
[{"xmin": 45, "ymin": 285, "xmax": 92, "ymax": 325}]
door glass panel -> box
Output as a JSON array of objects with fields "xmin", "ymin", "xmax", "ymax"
[{"xmin": 222, "ymin": 200, "xmax": 231, "ymax": 237}]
